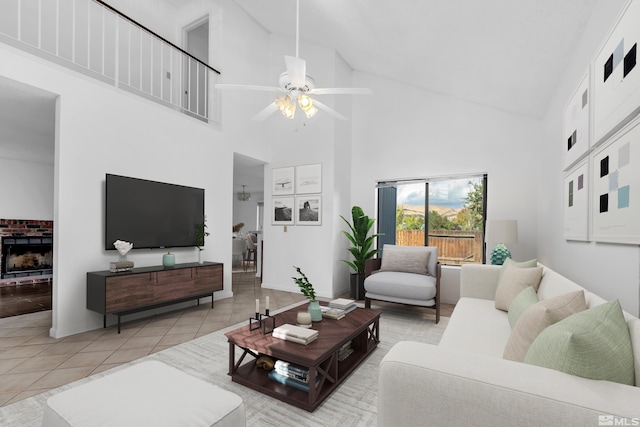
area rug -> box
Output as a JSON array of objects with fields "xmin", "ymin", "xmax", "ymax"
[{"xmin": 0, "ymin": 303, "xmax": 448, "ymax": 426}]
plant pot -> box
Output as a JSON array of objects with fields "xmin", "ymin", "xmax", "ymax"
[
  {"xmin": 198, "ymin": 249, "xmax": 204, "ymax": 264},
  {"xmin": 307, "ymin": 300, "xmax": 322, "ymax": 322},
  {"xmin": 350, "ymin": 273, "xmax": 366, "ymax": 300}
]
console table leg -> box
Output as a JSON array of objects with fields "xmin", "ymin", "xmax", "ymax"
[
  {"xmin": 103, "ymin": 315, "xmax": 106, "ymax": 329},
  {"xmin": 117, "ymin": 315, "xmax": 121, "ymax": 334},
  {"xmin": 211, "ymin": 293, "xmax": 214, "ymax": 308}
]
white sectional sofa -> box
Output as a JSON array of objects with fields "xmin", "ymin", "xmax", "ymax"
[{"xmin": 378, "ymin": 263, "xmax": 640, "ymax": 427}]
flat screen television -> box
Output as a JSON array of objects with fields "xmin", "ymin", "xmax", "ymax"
[{"xmin": 105, "ymin": 174, "xmax": 204, "ymax": 250}]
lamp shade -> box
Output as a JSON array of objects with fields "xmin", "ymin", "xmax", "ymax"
[{"xmin": 485, "ymin": 220, "xmax": 518, "ymax": 244}]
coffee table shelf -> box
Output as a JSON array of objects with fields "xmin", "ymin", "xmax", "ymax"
[{"xmin": 225, "ymin": 303, "xmax": 380, "ymax": 412}]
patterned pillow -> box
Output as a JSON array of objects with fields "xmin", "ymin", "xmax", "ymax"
[
  {"xmin": 507, "ymin": 286, "xmax": 539, "ymax": 328},
  {"xmin": 504, "ymin": 290, "xmax": 586, "ymax": 362},
  {"xmin": 524, "ymin": 300, "xmax": 635, "ymax": 386},
  {"xmin": 380, "ymin": 245, "xmax": 430, "ymax": 275},
  {"xmin": 494, "ymin": 263, "xmax": 543, "ymax": 312}
]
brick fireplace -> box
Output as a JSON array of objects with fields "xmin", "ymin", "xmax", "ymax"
[{"xmin": 0, "ymin": 219, "xmax": 53, "ymax": 287}]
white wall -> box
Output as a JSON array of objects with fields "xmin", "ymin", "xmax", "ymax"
[
  {"xmin": 233, "ymin": 191, "xmax": 263, "ymax": 232},
  {"xmin": 0, "ymin": 158, "xmax": 54, "ymax": 220},
  {"xmin": 0, "ymin": 0, "xmax": 274, "ymax": 337},
  {"xmin": 260, "ymin": 35, "xmax": 350, "ymax": 299},
  {"xmin": 349, "ymin": 72, "xmax": 542, "ymax": 301},
  {"xmin": 538, "ymin": 0, "xmax": 639, "ymax": 316}
]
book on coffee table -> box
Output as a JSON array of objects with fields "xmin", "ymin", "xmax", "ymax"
[{"xmin": 273, "ymin": 324, "xmax": 319, "ymax": 345}]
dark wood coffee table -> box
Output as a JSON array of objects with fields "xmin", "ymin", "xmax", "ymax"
[{"xmin": 225, "ymin": 303, "xmax": 380, "ymax": 412}]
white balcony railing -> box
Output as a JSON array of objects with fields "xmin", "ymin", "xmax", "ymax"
[{"xmin": 0, "ymin": 0, "xmax": 220, "ymax": 124}]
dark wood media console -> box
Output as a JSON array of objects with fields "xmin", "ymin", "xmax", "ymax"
[{"xmin": 87, "ymin": 262, "xmax": 223, "ymax": 333}]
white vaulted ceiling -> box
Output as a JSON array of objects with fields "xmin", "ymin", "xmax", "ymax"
[{"xmin": 233, "ymin": 0, "xmax": 603, "ymax": 118}]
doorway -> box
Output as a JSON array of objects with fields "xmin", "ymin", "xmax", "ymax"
[{"xmin": 183, "ymin": 17, "xmax": 209, "ymax": 120}]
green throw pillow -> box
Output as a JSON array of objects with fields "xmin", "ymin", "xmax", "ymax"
[
  {"xmin": 507, "ymin": 286, "xmax": 539, "ymax": 328},
  {"xmin": 524, "ymin": 300, "xmax": 635, "ymax": 386}
]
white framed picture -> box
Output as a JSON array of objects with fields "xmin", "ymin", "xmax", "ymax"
[
  {"xmin": 563, "ymin": 158, "xmax": 589, "ymax": 241},
  {"xmin": 272, "ymin": 196, "xmax": 295, "ymax": 225},
  {"xmin": 295, "ymin": 195, "xmax": 322, "ymax": 225},
  {"xmin": 592, "ymin": 0, "xmax": 640, "ymax": 146},
  {"xmin": 563, "ymin": 70, "xmax": 591, "ymax": 170},
  {"xmin": 295, "ymin": 163, "xmax": 322, "ymax": 194},
  {"xmin": 590, "ymin": 115, "xmax": 640, "ymax": 244},
  {"xmin": 272, "ymin": 167, "xmax": 294, "ymax": 196}
]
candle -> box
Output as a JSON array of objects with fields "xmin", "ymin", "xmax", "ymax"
[
  {"xmin": 255, "ymin": 298, "xmax": 259, "ymax": 313},
  {"xmin": 297, "ymin": 311, "xmax": 312, "ymax": 326},
  {"xmin": 266, "ymin": 296, "xmax": 270, "ymax": 310}
]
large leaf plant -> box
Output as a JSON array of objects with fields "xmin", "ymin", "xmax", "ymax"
[{"xmin": 340, "ymin": 206, "xmax": 383, "ymax": 275}]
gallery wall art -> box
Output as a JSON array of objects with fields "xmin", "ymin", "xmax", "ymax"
[
  {"xmin": 592, "ymin": 0, "xmax": 640, "ymax": 146},
  {"xmin": 563, "ymin": 159, "xmax": 590, "ymax": 241},
  {"xmin": 563, "ymin": 70, "xmax": 590, "ymax": 170},
  {"xmin": 271, "ymin": 164, "xmax": 322, "ymax": 226},
  {"xmin": 590, "ymin": 116, "xmax": 640, "ymax": 244}
]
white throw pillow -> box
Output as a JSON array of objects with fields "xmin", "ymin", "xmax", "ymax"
[
  {"xmin": 380, "ymin": 245, "xmax": 430, "ymax": 275},
  {"xmin": 494, "ymin": 263, "xmax": 543, "ymax": 312}
]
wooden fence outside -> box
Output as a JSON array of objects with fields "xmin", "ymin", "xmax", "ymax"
[{"xmin": 395, "ymin": 230, "xmax": 483, "ymax": 265}]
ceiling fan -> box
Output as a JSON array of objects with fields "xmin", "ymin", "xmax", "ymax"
[{"xmin": 214, "ymin": 0, "xmax": 372, "ymax": 121}]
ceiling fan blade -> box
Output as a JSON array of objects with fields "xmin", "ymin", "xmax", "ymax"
[
  {"xmin": 252, "ymin": 102, "xmax": 279, "ymax": 121},
  {"xmin": 284, "ymin": 55, "xmax": 306, "ymax": 87},
  {"xmin": 309, "ymin": 87, "xmax": 373, "ymax": 95},
  {"xmin": 215, "ymin": 83, "xmax": 283, "ymax": 93},
  {"xmin": 312, "ymin": 99, "xmax": 348, "ymax": 120}
]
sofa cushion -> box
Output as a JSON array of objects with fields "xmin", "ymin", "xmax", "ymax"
[
  {"xmin": 498, "ymin": 257, "xmax": 538, "ymax": 283},
  {"xmin": 507, "ymin": 286, "xmax": 539, "ymax": 328},
  {"xmin": 524, "ymin": 300, "xmax": 635, "ymax": 386},
  {"xmin": 439, "ymin": 297, "xmax": 511, "ymax": 358},
  {"xmin": 504, "ymin": 290, "xmax": 587, "ymax": 362},
  {"xmin": 380, "ymin": 245, "xmax": 431, "ymax": 275},
  {"xmin": 495, "ymin": 264, "xmax": 543, "ymax": 311},
  {"xmin": 365, "ymin": 271, "xmax": 436, "ymax": 301}
]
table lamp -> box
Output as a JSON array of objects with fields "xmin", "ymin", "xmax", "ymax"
[{"xmin": 485, "ymin": 220, "xmax": 518, "ymax": 265}]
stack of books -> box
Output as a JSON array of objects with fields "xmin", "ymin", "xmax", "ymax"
[
  {"xmin": 338, "ymin": 341, "xmax": 354, "ymax": 361},
  {"xmin": 268, "ymin": 361, "xmax": 319, "ymax": 393},
  {"xmin": 272, "ymin": 324, "xmax": 319, "ymax": 345},
  {"xmin": 329, "ymin": 298, "xmax": 357, "ymax": 313},
  {"xmin": 320, "ymin": 306, "xmax": 346, "ymax": 320}
]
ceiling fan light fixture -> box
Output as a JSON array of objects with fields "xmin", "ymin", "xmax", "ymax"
[
  {"xmin": 275, "ymin": 95, "xmax": 296, "ymax": 119},
  {"xmin": 298, "ymin": 94, "xmax": 317, "ymax": 118}
]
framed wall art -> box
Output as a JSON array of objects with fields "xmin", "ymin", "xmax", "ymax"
[
  {"xmin": 295, "ymin": 195, "xmax": 322, "ymax": 225},
  {"xmin": 590, "ymin": 115, "xmax": 640, "ymax": 244},
  {"xmin": 592, "ymin": 0, "xmax": 640, "ymax": 146},
  {"xmin": 563, "ymin": 70, "xmax": 591, "ymax": 170},
  {"xmin": 272, "ymin": 196, "xmax": 295, "ymax": 226},
  {"xmin": 563, "ymin": 158, "xmax": 589, "ymax": 241},
  {"xmin": 295, "ymin": 163, "xmax": 322, "ymax": 194},
  {"xmin": 272, "ymin": 167, "xmax": 294, "ymax": 196}
]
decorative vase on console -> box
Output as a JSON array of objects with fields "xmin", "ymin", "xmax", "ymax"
[
  {"xmin": 292, "ymin": 266, "xmax": 322, "ymax": 322},
  {"xmin": 163, "ymin": 251, "xmax": 175, "ymax": 268}
]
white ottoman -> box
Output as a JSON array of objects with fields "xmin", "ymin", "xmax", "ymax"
[{"xmin": 41, "ymin": 360, "xmax": 245, "ymax": 427}]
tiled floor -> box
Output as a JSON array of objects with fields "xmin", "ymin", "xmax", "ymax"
[
  {"xmin": 0, "ymin": 269, "xmax": 307, "ymax": 407},
  {"xmin": 0, "ymin": 269, "xmax": 454, "ymax": 408}
]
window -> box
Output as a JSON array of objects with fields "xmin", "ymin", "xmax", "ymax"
[{"xmin": 377, "ymin": 174, "xmax": 487, "ymax": 266}]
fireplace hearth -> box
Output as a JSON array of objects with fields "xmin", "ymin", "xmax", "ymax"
[
  {"xmin": 1, "ymin": 237, "xmax": 53, "ymax": 279},
  {"xmin": 0, "ymin": 219, "xmax": 54, "ymax": 285}
]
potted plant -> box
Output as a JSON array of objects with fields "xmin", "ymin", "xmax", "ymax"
[
  {"xmin": 340, "ymin": 206, "xmax": 382, "ymax": 300},
  {"xmin": 195, "ymin": 216, "xmax": 210, "ymax": 264},
  {"xmin": 292, "ymin": 266, "xmax": 322, "ymax": 321}
]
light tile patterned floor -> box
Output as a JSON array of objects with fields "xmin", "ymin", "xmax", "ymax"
[{"xmin": 0, "ymin": 270, "xmax": 306, "ymax": 407}]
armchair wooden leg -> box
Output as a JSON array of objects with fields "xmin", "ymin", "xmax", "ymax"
[
  {"xmin": 365, "ymin": 297, "xmax": 371, "ymax": 309},
  {"xmin": 435, "ymin": 298, "xmax": 440, "ymax": 324}
]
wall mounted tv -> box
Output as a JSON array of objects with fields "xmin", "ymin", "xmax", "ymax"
[{"xmin": 105, "ymin": 174, "xmax": 204, "ymax": 250}]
